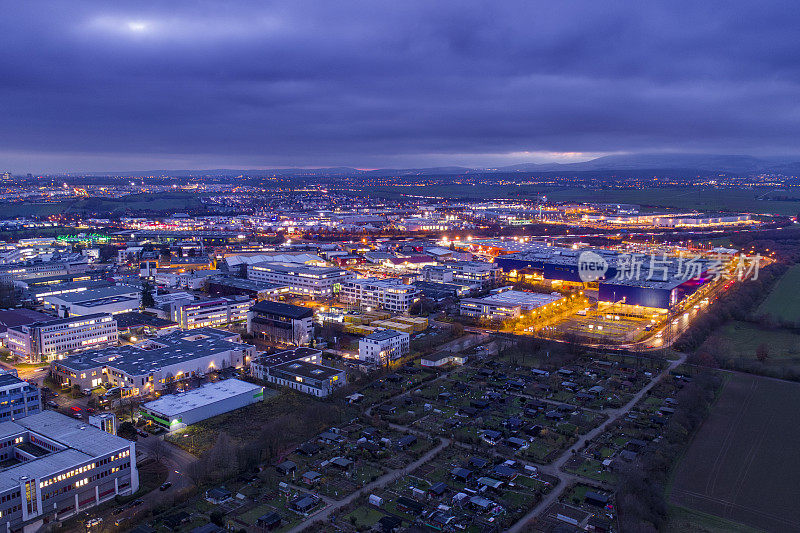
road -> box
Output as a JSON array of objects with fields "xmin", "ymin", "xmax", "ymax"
[
  {"xmin": 505, "ymin": 351, "xmax": 688, "ymax": 533},
  {"xmin": 284, "ymin": 437, "xmax": 451, "ymax": 533},
  {"xmin": 137, "ymin": 435, "xmax": 197, "ymax": 497}
]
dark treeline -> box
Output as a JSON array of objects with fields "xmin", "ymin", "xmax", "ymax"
[
  {"xmin": 615, "ymin": 370, "xmax": 722, "ymax": 532},
  {"xmin": 674, "ymin": 262, "xmax": 787, "ymax": 353}
]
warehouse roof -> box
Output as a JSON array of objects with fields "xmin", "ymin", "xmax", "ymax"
[
  {"xmin": 54, "ymin": 327, "xmax": 248, "ymax": 376},
  {"xmin": 44, "ymin": 284, "xmax": 140, "ymax": 304},
  {"xmin": 142, "ymin": 379, "xmax": 263, "ymax": 418}
]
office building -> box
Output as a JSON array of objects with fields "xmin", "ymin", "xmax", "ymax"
[
  {"xmin": 7, "ymin": 314, "xmax": 118, "ymax": 363},
  {"xmin": 255, "ymin": 358, "xmax": 345, "ymax": 397},
  {"xmin": 170, "ymin": 296, "xmax": 251, "ymax": 330},
  {"xmin": 41, "ymin": 285, "xmax": 141, "ymax": 318},
  {"xmin": 51, "ymin": 328, "xmax": 255, "ymax": 397},
  {"xmin": 0, "ymin": 256, "xmax": 89, "ymax": 281},
  {"xmin": 206, "ymin": 275, "xmax": 290, "ymax": 301},
  {"xmin": 139, "ymin": 379, "xmax": 265, "ymax": 431},
  {"xmin": 247, "ymin": 262, "xmax": 353, "ymax": 299},
  {"xmin": 247, "ymin": 301, "xmax": 313, "ymax": 346},
  {"xmin": 447, "ymin": 261, "xmax": 501, "ymax": 288},
  {"xmin": 250, "ymin": 347, "xmax": 322, "ymax": 381},
  {"xmin": 0, "ymin": 309, "xmax": 52, "ymax": 347},
  {"xmin": 0, "ymin": 371, "xmax": 40, "ymax": 421},
  {"xmin": 339, "ymin": 278, "xmax": 419, "ymax": 313},
  {"xmin": 358, "ymin": 329, "xmax": 410, "ymax": 366},
  {"xmin": 0, "ymin": 411, "xmax": 137, "ymax": 530}
]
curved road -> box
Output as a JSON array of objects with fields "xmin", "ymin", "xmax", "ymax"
[{"xmin": 505, "ymin": 351, "xmax": 687, "ymax": 533}]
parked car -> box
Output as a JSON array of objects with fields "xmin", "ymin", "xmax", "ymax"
[
  {"xmin": 86, "ymin": 518, "xmax": 103, "ymax": 528},
  {"xmin": 159, "ymin": 482, "xmax": 172, "ymax": 491}
]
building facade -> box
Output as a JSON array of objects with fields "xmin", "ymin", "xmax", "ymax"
[
  {"xmin": 339, "ymin": 278, "xmax": 419, "ymax": 313},
  {"xmin": 7, "ymin": 314, "xmax": 118, "ymax": 363},
  {"xmin": 170, "ymin": 296, "xmax": 252, "ymax": 330},
  {"xmin": 0, "ymin": 411, "xmax": 137, "ymax": 530},
  {"xmin": 139, "ymin": 379, "xmax": 265, "ymax": 431},
  {"xmin": 0, "ymin": 372, "xmax": 40, "ymax": 421},
  {"xmin": 247, "ymin": 262, "xmax": 353, "ymax": 299},
  {"xmin": 51, "ymin": 328, "xmax": 255, "ymax": 397},
  {"xmin": 247, "ymin": 301, "xmax": 313, "ymax": 346},
  {"xmin": 358, "ymin": 329, "xmax": 410, "ymax": 366}
]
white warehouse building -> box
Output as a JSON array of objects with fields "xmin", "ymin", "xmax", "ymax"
[{"xmin": 139, "ymin": 379, "xmax": 265, "ymax": 431}]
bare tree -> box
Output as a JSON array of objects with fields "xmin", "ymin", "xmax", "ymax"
[{"xmin": 150, "ymin": 438, "xmax": 168, "ymax": 464}]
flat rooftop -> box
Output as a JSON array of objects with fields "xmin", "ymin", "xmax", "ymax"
[
  {"xmin": 272, "ymin": 360, "xmax": 342, "ymax": 381},
  {"xmin": 364, "ymin": 329, "xmax": 406, "ymax": 341},
  {"xmin": 55, "ymin": 327, "xmax": 249, "ymax": 376},
  {"xmin": 256, "ymin": 347, "xmax": 321, "ymax": 366},
  {"xmin": 0, "ymin": 411, "xmax": 132, "ymax": 493},
  {"xmin": 251, "ymin": 300, "xmax": 313, "ymax": 319},
  {"xmin": 142, "ymin": 379, "xmax": 263, "ymax": 418},
  {"xmin": 248, "ymin": 261, "xmax": 349, "ymax": 278},
  {"xmin": 114, "ymin": 312, "xmax": 177, "ymax": 330},
  {"xmin": 44, "ymin": 285, "xmax": 139, "ymax": 304},
  {"xmin": 207, "ymin": 275, "xmax": 288, "ymax": 292},
  {"xmin": 464, "ymin": 290, "xmax": 563, "ymax": 310}
]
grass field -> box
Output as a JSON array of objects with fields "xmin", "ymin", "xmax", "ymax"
[
  {"xmin": 704, "ymin": 321, "xmax": 800, "ymax": 359},
  {"xmin": 664, "ymin": 505, "xmax": 762, "ymax": 533},
  {"xmin": 360, "ymin": 184, "xmax": 800, "ymax": 215},
  {"xmin": 669, "ymin": 373, "xmax": 800, "ymax": 531},
  {"xmin": 0, "ymin": 191, "xmax": 205, "ymax": 218},
  {"xmin": 757, "ymin": 264, "xmax": 800, "ymax": 322}
]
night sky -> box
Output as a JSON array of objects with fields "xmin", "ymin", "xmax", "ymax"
[{"xmin": 2, "ymin": 1, "xmax": 799, "ymax": 172}]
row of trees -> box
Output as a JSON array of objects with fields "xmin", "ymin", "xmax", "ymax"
[
  {"xmin": 674, "ymin": 262, "xmax": 786, "ymax": 352},
  {"xmin": 615, "ymin": 370, "xmax": 722, "ymax": 531},
  {"xmin": 184, "ymin": 399, "xmax": 345, "ymax": 486}
]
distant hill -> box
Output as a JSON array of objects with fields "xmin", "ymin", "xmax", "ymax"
[
  {"xmin": 63, "ymin": 153, "xmax": 800, "ymax": 178},
  {"xmin": 496, "ymin": 154, "xmax": 800, "ymax": 174}
]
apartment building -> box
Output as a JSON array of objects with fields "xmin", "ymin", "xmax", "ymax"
[
  {"xmin": 0, "ymin": 411, "xmax": 137, "ymax": 530},
  {"xmin": 247, "ymin": 261, "xmax": 353, "ymax": 299},
  {"xmin": 358, "ymin": 329, "xmax": 410, "ymax": 366},
  {"xmin": 170, "ymin": 296, "xmax": 252, "ymax": 330},
  {"xmin": 339, "ymin": 277, "xmax": 419, "ymax": 313},
  {"xmin": 7, "ymin": 314, "xmax": 118, "ymax": 363}
]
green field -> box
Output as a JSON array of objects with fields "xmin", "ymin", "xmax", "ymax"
[
  {"xmin": 0, "ymin": 191, "xmax": 205, "ymax": 218},
  {"xmin": 757, "ymin": 264, "xmax": 800, "ymax": 322},
  {"xmin": 359, "ymin": 184, "xmax": 800, "ymax": 215},
  {"xmin": 670, "ymin": 373, "xmax": 800, "ymax": 531},
  {"xmin": 704, "ymin": 321, "xmax": 800, "ymax": 359},
  {"xmin": 664, "ymin": 505, "xmax": 761, "ymax": 533}
]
